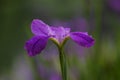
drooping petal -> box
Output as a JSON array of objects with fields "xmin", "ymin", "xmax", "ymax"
[
  {"xmin": 70, "ymin": 32, "xmax": 95, "ymax": 47},
  {"xmin": 31, "ymin": 19, "xmax": 52, "ymax": 36},
  {"xmin": 24, "ymin": 36, "xmax": 49, "ymax": 56}
]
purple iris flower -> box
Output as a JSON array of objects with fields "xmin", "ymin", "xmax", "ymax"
[{"xmin": 24, "ymin": 19, "xmax": 95, "ymax": 56}]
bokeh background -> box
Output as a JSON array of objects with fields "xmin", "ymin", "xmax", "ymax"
[{"xmin": 0, "ymin": 0, "xmax": 120, "ymax": 80}]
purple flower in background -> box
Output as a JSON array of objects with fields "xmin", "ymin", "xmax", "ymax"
[
  {"xmin": 108, "ymin": 0, "xmax": 120, "ymax": 12},
  {"xmin": 49, "ymin": 73, "xmax": 61, "ymax": 80},
  {"xmin": 24, "ymin": 19, "xmax": 95, "ymax": 56},
  {"xmin": 51, "ymin": 18, "xmax": 88, "ymax": 32}
]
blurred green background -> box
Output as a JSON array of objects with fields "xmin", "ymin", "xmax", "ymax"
[{"xmin": 0, "ymin": 0, "xmax": 120, "ymax": 80}]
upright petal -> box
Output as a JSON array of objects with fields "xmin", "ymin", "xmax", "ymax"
[
  {"xmin": 24, "ymin": 36, "xmax": 48, "ymax": 56},
  {"xmin": 50, "ymin": 27, "xmax": 70, "ymax": 43},
  {"xmin": 70, "ymin": 32, "xmax": 95, "ymax": 47},
  {"xmin": 31, "ymin": 19, "xmax": 52, "ymax": 36}
]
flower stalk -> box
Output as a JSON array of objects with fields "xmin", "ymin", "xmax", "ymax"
[{"xmin": 58, "ymin": 46, "xmax": 67, "ymax": 80}]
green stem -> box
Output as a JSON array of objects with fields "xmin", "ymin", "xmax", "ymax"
[{"xmin": 58, "ymin": 47, "xmax": 67, "ymax": 80}]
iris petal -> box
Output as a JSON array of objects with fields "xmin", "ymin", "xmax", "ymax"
[
  {"xmin": 31, "ymin": 19, "xmax": 52, "ymax": 36},
  {"xmin": 24, "ymin": 36, "xmax": 48, "ymax": 56},
  {"xmin": 70, "ymin": 32, "xmax": 95, "ymax": 47},
  {"xmin": 50, "ymin": 27, "xmax": 70, "ymax": 43}
]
